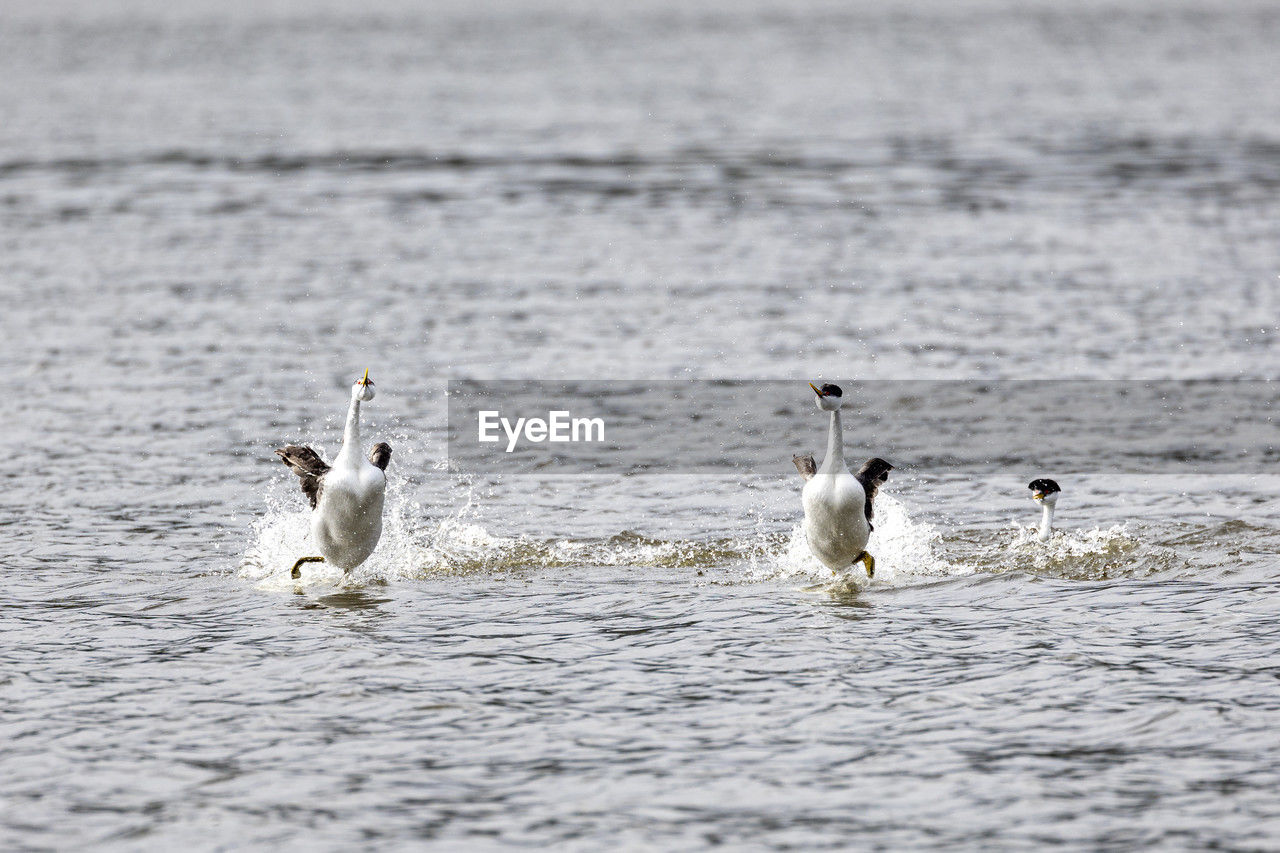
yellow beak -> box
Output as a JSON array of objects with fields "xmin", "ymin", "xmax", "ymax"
[
  {"xmin": 809, "ymin": 382, "xmax": 823, "ymax": 396},
  {"xmin": 360, "ymin": 368, "xmax": 370, "ymax": 385},
  {"xmin": 1032, "ymin": 492, "xmax": 1044, "ymax": 500}
]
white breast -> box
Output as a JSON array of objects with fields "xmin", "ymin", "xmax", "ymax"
[
  {"xmin": 802, "ymin": 471, "xmax": 870, "ymax": 572},
  {"xmin": 312, "ymin": 463, "xmax": 387, "ymax": 570}
]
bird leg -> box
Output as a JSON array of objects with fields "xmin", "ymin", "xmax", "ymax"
[
  {"xmin": 855, "ymin": 551, "xmax": 875, "ymax": 578},
  {"xmin": 290, "ymin": 556, "xmax": 325, "ymax": 579}
]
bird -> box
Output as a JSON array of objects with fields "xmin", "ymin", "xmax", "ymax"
[
  {"xmin": 276, "ymin": 369, "xmax": 392, "ymax": 578},
  {"xmin": 1027, "ymin": 478, "xmax": 1061, "ymax": 541},
  {"xmin": 792, "ymin": 382, "xmax": 893, "ymax": 578}
]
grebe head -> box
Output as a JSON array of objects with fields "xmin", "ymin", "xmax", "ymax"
[
  {"xmin": 809, "ymin": 382, "xmax": 845, "ymax": 412},
  {"xmin": 1028, "ymin": 478, "xmax": 1061, "ymax": 506},
  {"xmin": 353, "ymin": 368, "xmax": 376, "ymax": 402}
]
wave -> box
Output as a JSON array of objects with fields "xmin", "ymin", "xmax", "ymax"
[
  {"xmin": 238, "ymin": 487, "xmax": 1212, "ymax": 593},
  {"xmin": 979, "ymin": 522, "xmax": 1184, "ymax": 580},
  {"xmin": 237, "ymin": 485, "xmax": 795, "ymax": 590},
  {"xmin": 9, "ymin": 132, "xmax": 1280, "ymax": 201},
  {"xmin": 238, "ymin": 461, "xmax": 1269, "ymax": 594}
]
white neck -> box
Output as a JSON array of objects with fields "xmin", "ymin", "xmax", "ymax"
[
  {"xmin": 336, "ymin": 393, "xmax": 362, "ymax": 467},
  {"xmin": 819, "ymin": 409, "xmax": 846, "ymax": 474},
  {"xmin": 1038, "ymin": 503, "xmax": 1055, "ymax": 541}
]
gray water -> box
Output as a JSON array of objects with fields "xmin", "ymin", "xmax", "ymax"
[{"xmin": 4, "ymin": 0, "xmax": 1280, "ymax": 848}]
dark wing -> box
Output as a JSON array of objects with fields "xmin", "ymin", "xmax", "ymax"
[
  {"xmin": 275, "ymin": 444, "xmax": 330, "ymax": 510},
  {"xmin": 793, "ymin": 454, "xmax": 817, "ymax": 481},
  {"xmin": 369, "ymin": 442, "xmax": 392, "ymax": 471},
  {"xmin": 854, "ymin": 458, "xmax": 894, "ymax": 532}
]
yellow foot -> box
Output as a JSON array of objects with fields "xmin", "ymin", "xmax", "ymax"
[
  {"xmin": 856, "ymin": 551, "xmax": 875, "ymax": 578},
  {"xmin": 290, "ymin": 556, "xmax": 325, "ymax": 579}
]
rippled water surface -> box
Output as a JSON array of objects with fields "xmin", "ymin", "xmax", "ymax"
[{"xmin": 4, "ymin": 0, "xmax": 1280, "ymax": 848}]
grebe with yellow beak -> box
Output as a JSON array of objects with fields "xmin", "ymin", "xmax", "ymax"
[
  {"xmin": 276, "ymin": 370, "xmax": 392, "ymax": 578},
  {"xmin": 793, "ymin": 383, "xmax": 893, "ymax": 578},
  {"xmin": 1028, "ymin": 478, "xmax": 1061, "ymax": 541}
]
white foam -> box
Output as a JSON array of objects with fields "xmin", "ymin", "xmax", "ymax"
[
  {"xmin": 237, "ymin": 483, "xmax": 513, "ymax": 590},
  {"xmin": 739, "ymin": 493, "xmax": 962, "ymax": 589},
  {"xmin": 998, "ymin": 520, "xmax": 1153, "ymax": 578},
  {"xmin": 238, "ymin": 483, "xmax": 783, "ymax": 590},
  {"xmin": 243, "ymin": 481, "xmax": 1131, "ymax": 593}
]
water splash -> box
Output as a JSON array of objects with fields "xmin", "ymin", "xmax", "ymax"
[
  {"xmin": 735, "ymin": 493, "xmax": 959, "ymax": 590},
  {"xmin": 238, "ymin": 480, "xmax": 1197, "ymax": 593},
  {"xmin": 238, "ymin": 484, "xmax": 795, "ymax": 590},
  {"xmin": 990, "ymin": 522, "xmax": 1182, "ymax": 579}
]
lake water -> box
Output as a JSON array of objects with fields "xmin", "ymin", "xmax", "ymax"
[{"xmin": 3, "ymin": 0, "xmax": 1280, "ymax": 847}]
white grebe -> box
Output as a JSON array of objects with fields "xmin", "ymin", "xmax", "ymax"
[
  {"xmin": 276, "ymin": 369, "xmax": 391, "ymax": 578},
  {"xmin": 793, "ymin": 382, "xmax": 893, "ymax": 578},
  {"xmin": 1028, "ymin": 478, "xmax": 1061, "ymax": 541}
]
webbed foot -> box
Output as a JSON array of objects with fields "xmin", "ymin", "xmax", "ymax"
[
  {"xmin": 290, "ymin": 556, "xmax": 325, "ymax": 579},
  {"xmin": 855, "ymin": 551, "xmax": 875, "ymax": 578}
]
